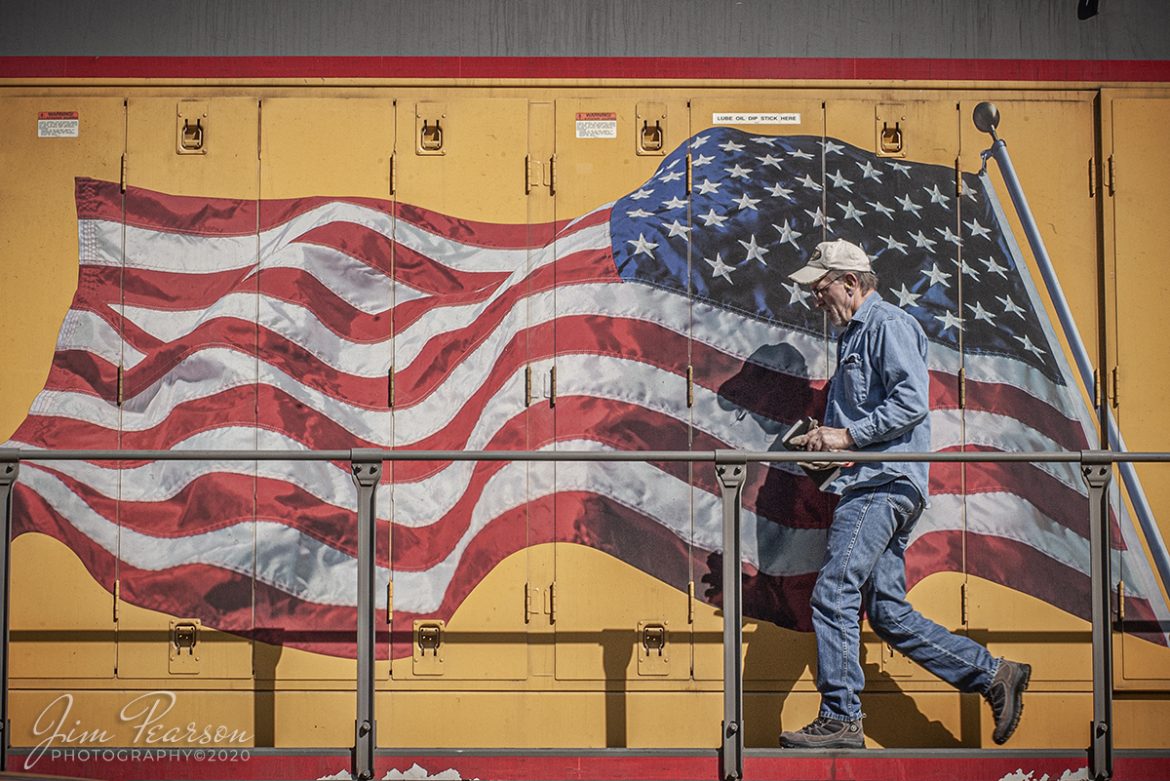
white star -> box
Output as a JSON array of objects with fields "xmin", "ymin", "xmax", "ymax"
[
  {"xmin": 1015, "ymin": 334, "xmax": 1045, "ymax": 356},
  {"xmin": 664, "ymin": 220, "xmax": 692, "ymax": 239},
  {"xmin": 891, "ymin": 283, "xmax": 922, "ymax": 308},
  {"xmin": 962, "ymin": 181, "xmax": 979, "ymax": 201},
  {"xmin": 783, "ymin": 281, "xmax": 813, "ymax": 309},
  {"xmin": 725, "ymin": 163, "xmax": 752, "ymax": 179},
  {"xmin": 908, "ymin": 230, "xmax": 937, "ymax": 250},
  {"xmin": 693, "ymin": 153, "xmax": 715, "ymax": 167},
  {"xmin": 963, "ymin": 218, "xmax": 992, "ymax": 239},
  {"xmin": 797, "ymin": 174, "xmax": 822, "ymax": 191},
  {"xmin": 822, "ymin": 140, "xmax": 845, "ymax": 155},
  {"xmin": 659, "ymin": 170, "xmax": 685, "ymax": 183},
  {"xmin": 980, "ymin": 256, "xmax": 1009, "ymax": 278},
  {"xmin": 773, "ymin": 219, "xmax": 803, "ymax": 249},
  {"xmin": 666, "ymin": 158, "xmax": 682, "ymax": 169},
  {"xmin": 627, "ymin": 233, "xmax": 658, "ymax": 257},
  {"xmin": 921, "ymin": 263, "xmax": 952, "ymax": 287},
  {"xmin": 739, "ymin": 234, "xmax": 770, "ymax": 265},
  {"xmin": 923, "ymin": 184, "xmax": 951, "ymax": 206},
  {"xmin": 626, "ymin": 208, "xmax": 654, "ymax": 218},
  {"xmin": 695, "ymin": 178, "xmax": 722, "ymax": 195},
  {"xmin": 967, "ymin": 300, "xmax": 996, "ymax": 324},
  {"xmin": 888, "ymin": 161, "xmax": 912, "ymax": 178},
  {"xmin": 934, "ymin": 311, "xmax": 963, "ymax": 333},
  {"xmin": 690, "ymin": 134, "xmax": 710, "ymax": 149},
  {"xmin": 857, "ymin": 160, "xmax": 884, "ymax": 182},
  {"xmin": 827, "ymin": 169, "xmax": 854, "ymax": 192},
  {"xmin": 662, "ymin": 196, "xmax": 689, "ymax": 209},
  {"xmin": 997, "ymin": 294, "xmax": 1026, "ymax": 317},
  {"xmin": 718, "ymin": 139, "xmax": 746, "ymax": 153},
  {"xmin": 935, "ymin": 226, "xmax": 962, "ymax": 246},
  {"xmin": 734, "ymin": 192, "xmax": 762, "ymax": 211},
  {"xmin": 839, "ymin": 201, "xmax": 867, "ymax": 225},
  {"xmin": 896, "ymin": 194, "xmax": 923, "ymax": 218},
  {"xmin": 756, "ymin": 153, "xmax": 784, "ymax": 169},
  {"xmin": 705, "ymin": 252, "xmax": 735, "ymax": 283},
  {"xmin": 805, "ymin": 206, "xmax": 835, "ymax": 229},
  {"xmin": 878, "ymin": 234, "xmax": 908, "ymax": 254},
  {"xmin": 960, "ymin": 259, "xmax": 980, "ymax": 279},
  {"xmin": 751, "ymin": 136, "xmax": 777, "ymax": 146},
  {"xmin": 698, "ymin": 208, "xmax": 728, "ymax": 228},
  {"xmin": 789, "ymin": 148, "xmax": 815, "ymax": 160},
  {"xmin": 765, "ymin": 182, "xmax": 794, "ymax": 200},
  {"xmin": 630, "ymin": 188, "xmax": 654, "ymax": 201},
  {"xmin": 868, "ymin": 200, "xmax": 896, "ymax": 219}
]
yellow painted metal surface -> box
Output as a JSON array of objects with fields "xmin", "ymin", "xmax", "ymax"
[
  {"xmin": 0, "ymin": 83, "xmax": 1168, "ymax": 754},
  {"xmin": 1109, "ymin": 96, "xmax": 1170, "ymax": 683},
  {"xmin": 117, "ymin": 96, "xmax": 260, "ymax": 680},
  {"xmin": 958, "ymin": 95, "xmax": 1103, "ymax": 684}
]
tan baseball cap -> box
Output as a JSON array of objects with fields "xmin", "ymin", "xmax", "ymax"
[{"xmin": 788, "ymin": 240, "xmax": 872, "ymax": 285}]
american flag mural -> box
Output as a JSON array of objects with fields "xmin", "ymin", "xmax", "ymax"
[{"xmin": 6, "ymin": 127, "xmax": 1168, "ymax": 658}]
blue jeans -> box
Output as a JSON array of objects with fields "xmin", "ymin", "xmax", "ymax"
[{"xmin": 811, "ymin": 479, "xmax": 999, "ymax": 721}]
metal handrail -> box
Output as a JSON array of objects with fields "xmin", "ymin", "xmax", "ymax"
[{"xmin": 1, "ymin": 446, "xmax": 1165, "ymax": 781}]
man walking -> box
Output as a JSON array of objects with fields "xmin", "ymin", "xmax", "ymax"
[{"xmin": 780, "ymin": 239, "xmax": 1030, "ymax": 749}]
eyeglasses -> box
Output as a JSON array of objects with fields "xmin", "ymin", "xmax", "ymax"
[{"xmin": 810, "ymin": 275, "xmax": 843, "ymax": 299}]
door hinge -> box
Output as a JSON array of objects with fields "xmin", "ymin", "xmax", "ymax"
[
  {"xmin": 116, "ymin": 364, "xmax": 124, "ymax": 407},
  {"xmin": 1117, "ymin": 579, "xmax": 1125, "ymax": 621},
  {"xmin": 524, "ymin": 365, "xmax": 533, "ymax": 407},
  {"xmin": 549, "ymin": 365, "xmax": 557, "ymax": 407},
  {"xmin": 389, "ymin": 153, "xmax": 396, "ymax": 196},
  {"xmin": 548, "ymin": 154, "xmax": 557, "ymax": 196},
  {"xmin": 387, "ymin": 366, "xmax": 395, "ymax": 408},
  {"xmin": 687, "ymin": 580, "xmax": 695, "ymax": 624},
  {"xmin": 387, "ymin": 580, "xmax": 394, "ymax": 625},
  {"xmin": 525, "ymin": 154, "xmax": 534, "ymax": 195},
  {"xmin": 1111, "ymin": 366, "xmax": 1120, "ymax": 408},
  {"xmin": 113, "ymin": 579, "xmax": 121, "ymax": 623},
  {"xmin": 119, "ymin": 154, "xmax": 127, "ymax": 193},
  {"xmin": 960, "ymin": 581, "xmax": 968, "ymax": 626},
  {"xmin": 685, "ymin": 152, "xmax": 693, "ymax": 195},
  {"xmin": 686, "ymin": 365, "xmax": 694, "ymax": 408},
  {"xmin": 1107, "ymin": 155, "xmax": 1116, "ymax": 196},
  {"xmin": 1088, "ymin": 158, "xmax": 1096, "ymax": 198},
  {"xmin": 957, "ymin": 367, "xmax": 966, "ymax": 409},
  {"xmin": 954, "ymin": 158, "xmax": 962, "ymax": 197},
  {"xmin": 1092, "ymin": 368, "xmax": 1101, "ymax": 408}
]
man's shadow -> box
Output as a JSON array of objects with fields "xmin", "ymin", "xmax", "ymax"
[{"xmin": 705, "ymin": 343, "xmax": 967, "ymax": 747}]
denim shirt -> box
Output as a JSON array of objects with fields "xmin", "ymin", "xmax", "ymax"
[{"xmin": 823, "ymin": 293, "xmax": 931, "ymax": 503}]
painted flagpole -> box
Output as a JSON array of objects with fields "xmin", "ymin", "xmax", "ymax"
[{"xmin": 974, "ymin": 102, "xmax": 1170, "ymax": 598}]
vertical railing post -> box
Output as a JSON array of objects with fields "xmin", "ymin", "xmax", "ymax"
[
  {"xmin": 350, "ymin": 449, "xmax": 383, "ymax": 781},
  {"xmin": 0, "ymin": 451, "xmax": 20, "ymax": 773},
  {"xmin": 715, "ymin": 451, "xmax": 746, "ymax": 781},
  {"xmin": 1081, "ymin": 450, "xmax": 1114, "ymax": 781}
]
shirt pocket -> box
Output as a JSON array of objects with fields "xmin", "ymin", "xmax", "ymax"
[{"xmin": 840, "ymin": 352, "xmax": 866, "ymax": 406}]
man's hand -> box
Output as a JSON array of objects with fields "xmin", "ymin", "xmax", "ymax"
[
  {"xmin": 789, "ymin": 425, "xmax": 854, "ymax": 471},
  {"xmin": 801, "ymin": 425, "xmax": 854, "ymax": 452}
]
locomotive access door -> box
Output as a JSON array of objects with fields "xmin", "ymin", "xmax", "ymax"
[
  {"xmin": 256, "ymin": 96, "xmax": 395, "ymax": 688},
  {"xmin": 686, "ymin": 93, "xmax": 828, "ymax": 700},
  {"xmin": 824, "ymin": 96, "xmax": 966, "ymax": 700},
  {"xmin": 116, "ymin": 96, "xmax": 259, "ymax": 680},
  {"xmin": 959, "ymin": 95, "xmax": 1101, "ymax": 704},
  {"xmin": 0, "ymin": 96, "xmax": 124, "ymax": 681},
  {"xmin": 548, "ymin": 96, "xmax": 694, "ymax": 705},
  {"xmin": 1107, "ymin": 94, "xmax": 1170, "ymax": 685},
  {"xmin": 388, "ymin": 96, "xmax": 534, "ymax": 683}
]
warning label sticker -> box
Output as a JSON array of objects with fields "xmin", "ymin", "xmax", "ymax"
[
  {"xmin": 575, "ymin": 112, "xmax": 618, "ymax": 139},
  {"xmin": 712, "ymin": 112, "xmax": 801, "ymax": 125},
  {"xmin": 38, "ymin": 111, "xmax": 79, "ymax": 138}
]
